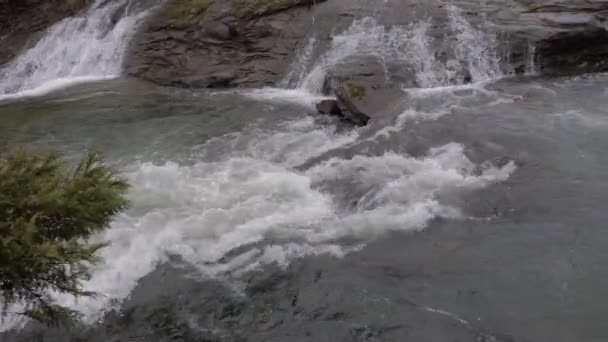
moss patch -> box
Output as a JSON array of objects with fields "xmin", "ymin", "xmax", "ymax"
[
  {"xmin": 159, "ymin": 0, "xmax": 215, "ymax": 26},
  {"xmin": 345, "ymin": 81, "xmax": 367, "ymax": 99},
  {"xmin": 231, "ymin": 0, "xmax": 311, "ymax": 19}
]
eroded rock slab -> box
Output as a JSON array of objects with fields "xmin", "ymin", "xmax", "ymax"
[{"xmin": 127, "ymin": 0, "xmax": 329, "ymax": 88}]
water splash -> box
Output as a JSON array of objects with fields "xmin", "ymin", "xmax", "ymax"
[
  {"xmin": 296, "ymin": 6, "xmax": 504, "ymax": 94},
  {"xmin": 446, "ymin": 4, "xmax": 502, "ymax": 82},
  {"xmin": 281, "ymin": 37, "xmax": 319, "ymax": 88},
  {"xmin": 0, "ymin": 0, "xmax": 154, "ymax": 98}
]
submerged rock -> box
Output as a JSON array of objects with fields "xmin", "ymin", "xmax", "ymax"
[{"xmin": 315, "ymin": 96, "xmax": 369, "ymax": 127}]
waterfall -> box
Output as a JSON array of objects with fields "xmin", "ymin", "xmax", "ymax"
[
  {"xmin": 293, "ymin": 4, "xmax": 504, "ymax": 94},
  {"xmin": 446, "ymin": 4, "xmax": 502, "ymax": 83},
  {"xmin": 0, "ymin": 0, "xmax": 154, "ymax": 99},
  {"xmin": 281, "ymin": 37, "xmax": 318, "ymax": 88}
]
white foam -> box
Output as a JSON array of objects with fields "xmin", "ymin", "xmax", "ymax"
[
  {"xmin": 0, "ymin": 76, "xmax": 113, "ymax": 102},
  {"xmin": 372, "ymin": 107, "xmax": 451, "ymax": 140},
  {"xmin": 35, "ymin": 117, "xmax": 514, "ymax": 324},
  {"xmin": 0, "ymin": 112, "xmax": 516, "ymax": 330},
  {"xmin": 241, "ymin": 88, "xmax": 333, "ymax": 109}
]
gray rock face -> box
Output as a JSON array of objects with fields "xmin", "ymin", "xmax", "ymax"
[
  {"xmin": 315, "ymin": 94, "xmax": 371, "ymax": 127},
  {"xmin": 127, "ymin": 0, "xmax": 330, "ymax": 88},
  {"xmin": 463, "ymin": 0, "xmax": 608, "ymax": 75},
  {"xmin": 335, "ymin": 90, "xmax": 371, "ymax": 127},
  {"xmin": 126, "ymin": 0, "xmax": 608, "ymax": 91}
]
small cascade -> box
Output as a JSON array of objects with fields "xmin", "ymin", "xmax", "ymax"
[
  {"xmin": 293, "ymin": 3, "xmax": 506, "ymax": 95},
  {"xmin": 281, "ymin": 37, "xmax": 319, "ymax": 88},
  {"xmin": 525, "ymin": 43, "xmax": 539, "ymax": 75},
  {"xmin": 0, "ymin": 0, "xmax": 155, "ymax": 98},
  {"xmin": 446, "ymin": 4, "xmax": 502, "ymax": 82}
]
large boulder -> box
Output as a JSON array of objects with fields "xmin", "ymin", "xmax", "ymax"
[
  {"xmin": 316, "ymin": 99, "xmax": 342, "ymax": 116},
  {"xmin": 335, "ymin": 82, "xmax": 371, "ymax": 126},
  {"xmin": 127, "ymin": 0, "xmax": 330, "ymax": 88},
  {"xmin": 317, "ymin": 56, "xmax": 409, "ymax": 124}
]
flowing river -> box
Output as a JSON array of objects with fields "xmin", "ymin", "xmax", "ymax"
[{"xmin": 1, "ymin": 0, "xmax": 608, "ymax": 341}]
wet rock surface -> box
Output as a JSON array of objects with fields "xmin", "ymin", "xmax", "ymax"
[
  {"xmin": 513, "ymin": 0, "xmax": 608, "ymax": 75},
  {"xmin": 459, "ymin": 0, "xmax": 608, "ymax": 75},
  {"xmin": 125, "ymin": 0, "xmax": 608, "ymax": 88},
  {"xmin": 315, "ymin": 99, "xmax": 341, "ymax": 116},
  {"xmin": 127, "ymin": 0, "xmax": 331, "ymax": 88},
  {"xmin": 3, "ymin": 0, "xmax": 608, "ymax": 85}
]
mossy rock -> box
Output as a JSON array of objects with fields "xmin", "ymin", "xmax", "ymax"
[
  {"xmin": 230, "ymin": 0, "xmax": 312, "ymax": 19},
  {"xmin": 158, "ymin": 0, "xmax": 215, "ymax": 27},
  {"xmin": 344, "ymin": 81, "xmax": 367, "ymax": 99}
]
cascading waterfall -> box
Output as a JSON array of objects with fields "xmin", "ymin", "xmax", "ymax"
[
  {"xmin": 295, "ymin": 4, "xmax": 504, "ymax": 94},
  {"xmin": 0, "ymin": 0, "xmax": 154, "ymax": 98}
]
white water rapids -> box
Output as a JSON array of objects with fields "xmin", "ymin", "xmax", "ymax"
[{"xmin": 0, "ymin": 1, "xmax": 519, "ymax": 331}]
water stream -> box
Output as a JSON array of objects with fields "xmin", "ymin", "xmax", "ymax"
[{"xmin": 1, "ymin": 1, "xmax": 607, "ymax": 340}]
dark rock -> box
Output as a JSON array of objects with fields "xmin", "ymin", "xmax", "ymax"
[
  {"xmin": 336, "ymin": 83, "xmax": 371, "ymax": 127},
  {"xmin": 315, "ymin": 99, "xmax": 342, "ymax": 116},
  {"xmin": 536, "ymin": 27, "xmax": 608, "ymax": 75},
  {"xmin": 127, "ymin": 0, "xmax": 332, "ymax": 88}
]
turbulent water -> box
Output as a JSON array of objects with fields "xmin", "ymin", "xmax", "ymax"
[
  {"xmin": 0, "ymin": 2, "xmax": 519, "ymax": 329},
  {"xmin": 0, "ymin": 0, "xmax": 513, "ymax": 328},
  {"xmin": 0, "ymin": 0, "xmax": 153, "ymax": 99},
  {"xmin": 2, "ymin": 1, "xmax": 608, "ymax": 341}
]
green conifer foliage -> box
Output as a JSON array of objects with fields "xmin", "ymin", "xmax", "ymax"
[{"xmin": 0, "ymin": 150, "xmax": 128, "ymax": 326}]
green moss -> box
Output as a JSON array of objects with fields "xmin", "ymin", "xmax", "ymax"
[
  {"xmin": 345, "ymin": 81, "xmax": 367, "ymax": 99},
  {"xmin": 159, "ymin": 0, "xmax": 215, "ymax": 26},
  {"xmin": 230, "ymin": 0, "xmax": 309, "ymax": 19}
]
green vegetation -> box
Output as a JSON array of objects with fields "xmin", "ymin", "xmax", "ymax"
[
  {"xmin": 0, "ymin": 150, "xmax": 128, "ymax": 325},
  {"xmin": 159, "ymin": 0, "xmax": 215, "ymax": 26},
  {"xmin": 345, "ymin": 81, "xmax": 367, "ymax": 99}
]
